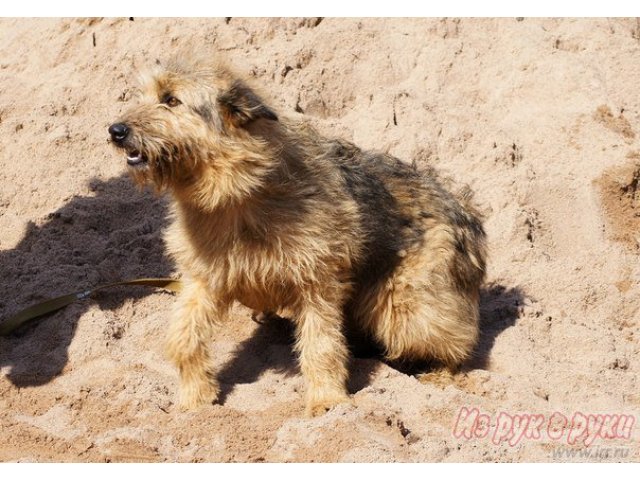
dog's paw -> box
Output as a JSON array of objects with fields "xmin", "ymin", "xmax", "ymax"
[
  {"xmin": 177, "ymin": 380, "xmax": 220, "ymax": 411},
  {"xmin": 305, "ymin": 392, "xmax": 352, "ymax": 417}
]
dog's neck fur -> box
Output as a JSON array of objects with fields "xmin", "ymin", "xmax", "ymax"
[{"xmin": 169, "ymin": 120, "xmax": 324, "ymax": 246}]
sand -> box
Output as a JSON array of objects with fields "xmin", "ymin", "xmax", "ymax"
[{"xmin": 0, "ymin": 18, "xmax": 638, "ymax": 462}]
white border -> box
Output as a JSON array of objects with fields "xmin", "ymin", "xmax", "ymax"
[{"xmin": 0, "ymin": 1, "xmax": 638, "ymax": 17}]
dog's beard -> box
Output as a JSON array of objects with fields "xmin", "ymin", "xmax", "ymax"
[
  {"xmin": 120, "ymin": 135, "xmax": 176, "ymax": 191},
  {"xmin": 128, "ymin": 152, "xmax": 173, "ymax": 191},
  {"xmin": 128, "ymin": 161, "xmax": 154, "ymax": 188}
]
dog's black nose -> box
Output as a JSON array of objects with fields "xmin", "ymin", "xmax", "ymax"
[{"xmin": 108, "ymin": 123, "xmax": 130, "ymax": 143}]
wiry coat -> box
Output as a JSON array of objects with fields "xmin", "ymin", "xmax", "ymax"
[{"xmin": 110, "ymin": 57, "xmax": 487, "ymax": 416}]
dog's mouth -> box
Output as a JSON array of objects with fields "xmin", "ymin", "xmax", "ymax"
[{"xmin": 126, "ymin": 149, "xmax": 148, "ymax": 168}]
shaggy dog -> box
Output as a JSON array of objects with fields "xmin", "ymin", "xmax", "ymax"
[{"xmin": 109, "ymin": 56, "xmax": 486, "ymax": 416}]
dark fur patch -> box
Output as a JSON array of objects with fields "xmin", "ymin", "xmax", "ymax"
[
  {"xmin": 328, "ymin": 142, "xmax": 419, "ymax": 285},
  {"xmin": 193, "ymin": 104, "xmax": 214, "ymax": 124}
]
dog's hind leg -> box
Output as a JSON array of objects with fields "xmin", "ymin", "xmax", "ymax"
[{"xmin": 356, "ymin": 225, "xmax": 482, "ymax": 370}]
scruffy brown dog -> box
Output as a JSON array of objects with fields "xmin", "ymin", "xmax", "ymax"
[{"xmin": 109, "ymin": 56, "xmax": 487, "ymax": 416}]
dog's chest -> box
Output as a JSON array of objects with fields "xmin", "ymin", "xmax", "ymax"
[
  {"xmin": 169, "ymin": 219, "xmax": 303, "ymax": 311},
  {"xmin": 224, "ymin": 236, "xmax": 302, "ymax": 311}
]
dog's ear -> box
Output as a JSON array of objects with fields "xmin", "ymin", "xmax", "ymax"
[{"xmin": 217, "ymin": 80, "xmax": 278, "ymax": 127}]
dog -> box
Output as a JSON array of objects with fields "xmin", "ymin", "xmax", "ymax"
[{"xmin": 108, "ymin": 55, "xmax": 487, "ymax": 416}]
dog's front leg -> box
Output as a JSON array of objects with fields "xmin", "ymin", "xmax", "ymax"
[
  {"xmin": 295, "ymin": 295, "xmax": 351, "ymax": 417},
  {"xmin": 165, "ymin": 277, "xmax": 227, "ymax": 410}
]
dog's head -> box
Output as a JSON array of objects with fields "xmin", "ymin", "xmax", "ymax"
[{"xmin": 109, "ymin": 56, "xmax": 279, "ymax": 205}]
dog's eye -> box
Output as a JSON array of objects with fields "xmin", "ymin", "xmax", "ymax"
[{"xmin": 163, "ymin": 95, "xmax": 182, "ymax": 107}]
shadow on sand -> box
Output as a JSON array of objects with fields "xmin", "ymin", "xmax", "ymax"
[
  {"xmin": 215, "ymin": 284, "xmax": 525, "ymax": 401},
  {"xmin": 0, "ymin": 174, "xmax": 173, "ymax": 387}
]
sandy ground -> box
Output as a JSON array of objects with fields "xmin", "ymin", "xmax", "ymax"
[{"xmin": 0, "ymin": 18, "xmax": 639, "ymax": 462}]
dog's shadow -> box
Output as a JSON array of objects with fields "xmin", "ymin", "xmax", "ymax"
[
  {"xmin": 215, "ymin": 315, "xmax": 385, "ymax": 403},
  {"xmin": 216, "ymin": 283, "xmax": 526, "ymax": 401},
  {"xmin": 0, "ymin": 174, "xmax": 174, "ymax": 387},
  {"xmin": 467, "ymin": 283, "xmax": 526, "ymax": 371}
]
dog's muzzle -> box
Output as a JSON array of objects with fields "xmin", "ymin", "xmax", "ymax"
[{"xmin": 108, "ymin": 123, "xmax": 147, "ymax": 167}]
